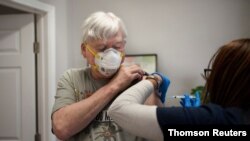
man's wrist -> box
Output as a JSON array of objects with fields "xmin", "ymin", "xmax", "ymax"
[{"xmin": 145, "ymin": 75, "xmax": 160, "ymax": 90}]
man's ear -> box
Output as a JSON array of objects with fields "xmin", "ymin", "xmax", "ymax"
[{"xmin": 81, "ymin": 43, "xmax": 87, "ymax": 58}]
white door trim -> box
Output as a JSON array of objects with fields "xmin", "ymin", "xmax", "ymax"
[{"xmin": 0, "ymin": 1, "xmax": 56, "ymax": 141}]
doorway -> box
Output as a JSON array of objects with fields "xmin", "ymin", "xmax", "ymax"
[
  {"xmin": 0, "ymin": 13, "xmax": 35, "ymax": 141},
  {"xmin": 0, "ymin": 1, "xmax": 56, "ymax": 141}
]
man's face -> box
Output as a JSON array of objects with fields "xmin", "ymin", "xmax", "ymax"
[{"xmin": 83, "ymin": 30, "xmax": 126, "ymax": 78}]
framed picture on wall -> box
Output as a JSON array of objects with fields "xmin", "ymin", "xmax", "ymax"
[{"xmin": 123, "ymin": 54, "xmax": 157, "ymax": 74}]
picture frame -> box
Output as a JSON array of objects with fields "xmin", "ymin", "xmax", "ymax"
[{"xmin": 123, "ymin": 54, "xmax": 157, "ymax": 74}]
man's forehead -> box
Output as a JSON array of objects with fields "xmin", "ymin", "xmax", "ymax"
[{"xmin": 90, "ymin": 36, "xmax": 123, "ymax": 45}]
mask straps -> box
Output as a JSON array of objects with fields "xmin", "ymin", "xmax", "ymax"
[
  {"xmin": 85, "ymin": 44, "xmax": 100, "ymax": 70},
  {"xmin": 85, "ymin": 44, "xmax": 101, "ymax": 59},
  {"xmin": 120, "ymin": 52, "xmax": 125, "ymax": 58}
]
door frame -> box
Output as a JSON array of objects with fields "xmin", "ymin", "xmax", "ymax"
[{"xmin": 0, "ymin": 1, "xmax": 56, "ymax": 141}]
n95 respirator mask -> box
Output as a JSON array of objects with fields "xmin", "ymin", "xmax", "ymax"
[{"xmin": 86, "ymin": 45, "xmax": 123, "ymax": 77}]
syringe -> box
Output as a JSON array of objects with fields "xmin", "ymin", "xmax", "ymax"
[{"xmin": 172, "ymin": 95, "xmax": 196, "ymax": 99}]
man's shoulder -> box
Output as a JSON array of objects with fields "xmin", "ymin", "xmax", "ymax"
[
  {"xmin": 65, "ymin": 67, "xmax": 87, "ymax": 74},
  {"xmin": 61, "ymin": 67, "xmax": 88, "ymax": 77},
  {"xmin": 58, "ymin": 67, "xmax": 90, "ymax": 83}
]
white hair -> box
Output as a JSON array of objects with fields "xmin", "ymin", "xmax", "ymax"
[{"xmin": 81, "ymin": 11, "xmax": 127, "ymax": 43}]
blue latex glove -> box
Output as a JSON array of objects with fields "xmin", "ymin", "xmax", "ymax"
[
  {"xmin": 152, "ymin": 72, "xmax": 170, "ymax": 103},
  {"xmin": 180, "ymin": 91, "xmax": 200, "ymax": 107}
]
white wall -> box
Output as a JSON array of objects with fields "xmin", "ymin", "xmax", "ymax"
[
  {"xmin": 39, "ymin": 0, "xmax": 69, "ymax": 82},
  {"xmin": 41, "ymin": 0, "xmax": 250, "ymax": 106}
]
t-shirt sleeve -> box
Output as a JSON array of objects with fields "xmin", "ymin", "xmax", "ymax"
[{"xmin": 52, "ymin": 69, "xmax": 77, "ymax": 114}]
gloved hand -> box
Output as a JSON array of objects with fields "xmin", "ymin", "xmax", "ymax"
[
  {"xmin": 152, "ymin": 72, "xmax": 170, "ymax": 103},
  {"xmin": 180, "ymin": 91, "xmax": 200, "ymax": 107}
]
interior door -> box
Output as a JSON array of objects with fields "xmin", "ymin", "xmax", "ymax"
[{"xmin": 0, "ymin": 14, "xmax": 35, "ymax": 141}]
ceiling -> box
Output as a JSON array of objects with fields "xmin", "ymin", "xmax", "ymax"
[{"xmin": 0, "ymin": 4, "xmax": 28, "ymax": 15}]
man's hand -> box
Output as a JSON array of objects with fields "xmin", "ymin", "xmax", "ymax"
[{"xmin": 110, "ymin": 64, "xmax": 145, "ymax": 91}]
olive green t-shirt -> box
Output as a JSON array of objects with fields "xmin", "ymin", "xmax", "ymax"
[{"xmin": 52, "ymin": 68, "xmax": 146, "ymax": 141}]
